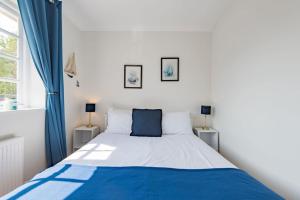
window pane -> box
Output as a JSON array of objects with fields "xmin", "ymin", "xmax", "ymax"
[
  {"xmin": 0, "ymin": 6, "xmax": 18, "ymax": 35},
  {"xmin": 0, "ymin": 81, "xmax": 17, "ymax": 111},
  {"xmin": 0, "ymin": 31, "xmax": 17, "ymax": 56},
  {"xmin": 0, "ymin": 56, "xmax": 17, "ymax": 79}
]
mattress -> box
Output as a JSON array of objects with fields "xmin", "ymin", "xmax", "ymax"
[
  {"xmin": 3, "ymin": 132, "xmax": 283, "ymax": 200},
  {"xmin": 60, "ymin": 131, "xmax": 235, "ymax": 169}
]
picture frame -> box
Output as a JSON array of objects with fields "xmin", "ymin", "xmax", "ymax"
[
  {"xmin": 161, "ymin": 57, "xmax": 179, "ymax": 81},
  {"xmin": 124, "ymin": 65, "xmax": 143, "ymax": 89}
]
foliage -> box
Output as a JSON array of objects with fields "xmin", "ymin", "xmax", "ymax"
[
  {"xmin": 0, "ymin": 34, "xmax": 17, "ymax": 98},
  {"xmin": 0, "ymin": 81, "xmax": 16, "ymax": 98},
  {"xmin": 0, "ymin": 34, "xmax": 17, "ymax": 56}
]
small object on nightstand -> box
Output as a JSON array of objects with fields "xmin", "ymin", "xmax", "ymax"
[
  {"xmin": 200, "ymin": 105, "xmax": 211, "ymax": 130},
  {"xmin": 86, "ymin": 103, "xmax": 96, "ymax": 128},
  {"xmin": 73, "ymin": 126, "xmax": 100, "ymax": 152},
  {"xmin": 193, "ymin": 127, "xmax": 219, "ymax": 152}
]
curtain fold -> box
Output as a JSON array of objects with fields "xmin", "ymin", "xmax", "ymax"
[{"xmin": 17, "ymin": 0, "xmax": 66, "ymax": 166}]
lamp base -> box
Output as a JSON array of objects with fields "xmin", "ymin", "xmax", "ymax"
[
  {"xmin": 201, "ymin": 115, "xmax": 210, "ymax": 130},
  {"xmin": 86, "ymin": 124, "xmax": 93, "ymax": 128},
  {"xmin": 87, "ymin": 112, "xmax": 93, "ymax": 128},
  {"xmin": 201, "ymin": 126, "xmax": 209, "ymax": 130}
]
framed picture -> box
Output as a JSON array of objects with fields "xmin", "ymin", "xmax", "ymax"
[
  {"xmin": 161, "ymin": 57, "xmax": 179, "ymax": 81},
  {"xmin": 124, "ymin": 65, "xmax": 143, "ymax": 89}
]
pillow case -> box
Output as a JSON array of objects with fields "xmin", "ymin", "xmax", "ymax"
[
  {"xmin": 162, "ymin": 111, "xmax": 194, "ymax": 135},
  {"xmin": 106, "ymin": 108, "xmax": 132, "ymax": 134},
  {"xmin": 130, "ymin": 109, "xmax": 162, "ymax": 137}
]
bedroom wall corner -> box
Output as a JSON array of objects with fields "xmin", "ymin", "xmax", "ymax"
[
  {"xmin": 211, "ymin": 0, "xmax": 300, "ymax": 199},
  {"xmin": 62, "ymin": 16, "xmax": 85, "ymax": 155}
]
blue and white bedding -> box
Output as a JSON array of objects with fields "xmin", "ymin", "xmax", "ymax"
[
  {"xmin": 3, "ymin": 165, "xmax": 282, "ymax": 200},
  {"xmin": 2, "ymin": 132, "xmax": 282, "ymax": 199},
  {"xmin": 60, "ymin": 132, "xmax": 235, "ymax": 169}
]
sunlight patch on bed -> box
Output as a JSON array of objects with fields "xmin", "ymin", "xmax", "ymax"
[
  {"xmin": 96, "ymin": 144, "xmax": 116, "ymax": 151},
  {"xmin": 28, "ymin": 181, "xmax": 82, "ymax": 199},
  {"xmin": 56, "ymin": 166, "xmax": 96, "ymax": 181},
  {"xmin": 80, "ymin": 143, "xmax": 97, "ymax": 150},
  {"xmin": 65, "ymin": 151, "xmax": 88, "ymax": 160},
  {"xmin": 83, "ymin": 151, "xmax": 113, "ymax": 160}
]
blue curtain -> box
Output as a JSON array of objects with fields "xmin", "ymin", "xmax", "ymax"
[{"xmin": 17, "ymin": 0, "xmax": 66, "ymax": 166}]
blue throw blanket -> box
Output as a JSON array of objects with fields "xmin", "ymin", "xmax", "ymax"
[{"xmin": 2, "ymin": 165, "xmax": 283, "ymax": 200}]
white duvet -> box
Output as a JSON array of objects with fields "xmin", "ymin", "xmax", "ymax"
[{"xmin": 60, "ymin": 132, "xmax": 235, "ymax": 169}]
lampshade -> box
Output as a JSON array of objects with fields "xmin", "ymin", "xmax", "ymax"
[
  {"xmin": 86, "ymin": 103, "xmax": 95, "ymax": 112},
  {"xmin": 201, "ymin": 105, "xmax": 211, "ymax": 115}
]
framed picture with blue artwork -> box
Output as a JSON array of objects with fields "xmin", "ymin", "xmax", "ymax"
[
  {"xmin": 124, "ymin": 65, "xmax": 143, "ymax": 89},
  {"xmin": 161, "ymin": 57, "xmax": 179, "ymax": 81}
]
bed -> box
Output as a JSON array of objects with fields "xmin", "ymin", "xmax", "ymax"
[{"xmin": 2, "ymin": 109, "xmax": 283, "ymax": 200}]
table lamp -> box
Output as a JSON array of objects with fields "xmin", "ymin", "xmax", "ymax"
[
  {"xmin": 201, "ymin": 105, "xmax": 211, "ymax": 130},
  {"xmin": 86, "ymin": 103, "xmax": 95, "ymax": 128}
]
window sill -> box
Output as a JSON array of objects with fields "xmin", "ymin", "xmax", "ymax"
[{"xmin": 0, "ymin": 107, "xmax": 45, "ymax": 113}]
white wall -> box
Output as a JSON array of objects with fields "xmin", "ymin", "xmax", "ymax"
[
  {"xmin": 0, "ymin": 109, "xmax": 46, "ymax": 181},
  {"xmin": 62, "ymin": 17, "xmax": 85, "ymax": 155},
  {"xmin": 211, "ymin": 0, "xmax": 300, "ymax": 199},
  {"xmin": 80, "ymin": 31, "xmax": 212, "ymax": 127},
  {"xmin": 21, "ymin": 34, "xmax": 45, "ymax": 109}
]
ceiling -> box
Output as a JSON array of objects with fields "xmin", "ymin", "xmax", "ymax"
[{"xmin": 63, "ymin": 0, "xmax": 233, "ymax": 32}]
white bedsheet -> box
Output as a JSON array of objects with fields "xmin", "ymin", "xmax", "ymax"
[{"xmin": 60, "ymin": 132, "xmax": 235, "ymax": 169}]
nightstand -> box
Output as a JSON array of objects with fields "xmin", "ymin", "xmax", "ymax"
[
  {"xmin": 73, "ymin": 126, "xmax": 100, "ymax": 152},
  {"xmin": 193, "ymin": 128, "xmax": 219, "ymax": 152}
]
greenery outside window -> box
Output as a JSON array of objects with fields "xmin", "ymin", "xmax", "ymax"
[{"xmin": 0, "ymin": 0, "xmax": 22, "ymax": 111}]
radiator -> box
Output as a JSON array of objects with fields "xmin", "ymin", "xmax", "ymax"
[{"xmin": 0, "ymin": 136, "xmax": 24, "ymax": 196}]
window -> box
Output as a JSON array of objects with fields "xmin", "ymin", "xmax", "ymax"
[{"xmin": 0, "ymin": 0, "xmax": 22, "ymax": 111}]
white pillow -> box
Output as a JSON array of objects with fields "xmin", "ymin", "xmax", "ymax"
[
  {"xmin": 106, "ymin": 108, "xmax": 132, "ymax": 134},
  {"xmin": 162, "ymin": 112, "xmax": 194, "ymax": 135}
]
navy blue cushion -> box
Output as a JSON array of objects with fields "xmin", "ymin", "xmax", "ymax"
[{"xmin": 130, "ymin": 109, "xmax": 162, "ymax": 137}]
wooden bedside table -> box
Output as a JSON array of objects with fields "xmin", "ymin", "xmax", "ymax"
[
  {"xmin": 73, "ymin": 126, "xmax": 100, "ymax": 152},
  {"xmin": 193, "ymin": 128, "xmax": 219, "ymax": 152}
]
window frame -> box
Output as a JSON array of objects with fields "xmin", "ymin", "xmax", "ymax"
[{"xmin": 0, "ymin": 1, "xmax": 24, "ymax": 108}]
